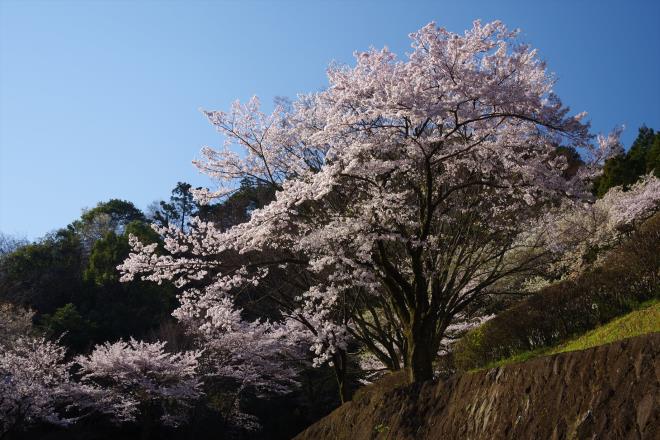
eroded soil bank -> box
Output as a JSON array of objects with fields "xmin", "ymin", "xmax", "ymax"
[{"xmin": 294, "ymin": 333, "xmax": 659, "ymax": 440}]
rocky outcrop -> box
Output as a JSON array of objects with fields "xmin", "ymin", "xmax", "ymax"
[{"xmin": 294, "ymin": 333, "xmax": 659, "ymax": 440}]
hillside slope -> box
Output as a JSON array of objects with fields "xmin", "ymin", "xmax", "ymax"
[
  {"xmin": 294, "ymin": 333, "xmax": 659, "ymax": 440},
  {"xmin": 552, "ymin": 300, "xmax": 660, "ymax": 355}
]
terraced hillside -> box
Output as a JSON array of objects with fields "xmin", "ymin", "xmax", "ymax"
[{"xmin": 295, "ymin": 332, "xmax": 659, "ymax": 440}]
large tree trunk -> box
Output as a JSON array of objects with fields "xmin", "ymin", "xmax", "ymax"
[{"xmin": 404, "ymin": 317, "xmax": 436, "ymax": 384}]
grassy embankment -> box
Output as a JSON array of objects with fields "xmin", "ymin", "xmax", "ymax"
[{"xmin": 476, "ymin": 299, "xmax": 660, "ymax": 370}]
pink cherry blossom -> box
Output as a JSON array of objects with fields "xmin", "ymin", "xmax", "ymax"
[{"xmin": 120, "ymin": 20, "xmax": 618, "ymax": 384}]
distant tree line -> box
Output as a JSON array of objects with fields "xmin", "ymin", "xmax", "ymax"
[{"xmin": 0, "ymin": 180, "xmax": 346, "ymax": 439}]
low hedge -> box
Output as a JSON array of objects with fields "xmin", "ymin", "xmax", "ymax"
[{"xmin": 453, "ymin": 212, "xmax": 660, "ymax": 371}]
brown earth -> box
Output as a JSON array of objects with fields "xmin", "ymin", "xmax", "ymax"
[{"xmin": 294, "ymin": 333, "xmax": 659, "ymax": 440}]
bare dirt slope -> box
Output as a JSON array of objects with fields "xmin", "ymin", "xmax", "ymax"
[{"xmin": 294, "ymin": 333, "xmax": 659, "ymax": 440}]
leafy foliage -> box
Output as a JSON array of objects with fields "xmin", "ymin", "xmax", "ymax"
[
  {"xmin": 40, "ymin": 303, "xmax": 96, "ymax": 353},
  {"xmin": 79, "ymin": 199, "xmax": 147, "ymax": 231},
  {"xmin": 150, "ymin": 182, "xmax": 198, "ymax": 230},
  {"xmin": 0, "ymin": 203, "xmax": 176, "ymax": 354},
  {"xmin": 592, "ymin": 125, "xmax": 660, "ymax": 197},
  {"xmin": 0, "ymin": 233, "xmax": 28, "ymax": 257},
  {"xmin": 0, "ymin": 228, "xmax": 84, "ymax": 314}
]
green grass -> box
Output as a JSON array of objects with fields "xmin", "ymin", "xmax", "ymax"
[
  {"xmin": 549, "ymin": 299, "xmax": 660, "ymax": 355},
  {"xmin": 477, "ymin": 347, "xmax": 551, "ymax": 370},
  {"xmin": 474, "ymin": 299, "xmax": 660, "ymax": 371}
]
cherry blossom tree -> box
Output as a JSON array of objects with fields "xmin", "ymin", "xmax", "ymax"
[
  {"xmin": 165, "ymin": 287, "xmax": 310, "ymax": 422},
  {"xmin": 0, "ymin": 302, "xmax": 83, "ymax": 436},
  {"xmin": 0, "ymin": 336, "xmax": 76, "ymax": 436},
  {"xmin": 175, "ymin": 295, "xmax": 304, "ymax": 393},
  {"xmin": 535, "ymin": 174, "xmax": 660, "ymax": 279},
  {"xmin": 76, "ymin": 338, "xmax": 203, "ymax": 428},
  {"xmin": 121, "ymin": 20, "xmax": 619, "ymax": 385},
  {"xmin": 0, "ymin": 302, "xmax": 206, "ymax": 434},
  {"xmin": 357, "ymin": 311, "xmax": 494, "ymax": 384}
]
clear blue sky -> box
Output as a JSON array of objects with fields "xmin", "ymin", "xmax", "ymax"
[{"xmin": 1, "ymin": 0, "xmax": 659, "ymax": 240}]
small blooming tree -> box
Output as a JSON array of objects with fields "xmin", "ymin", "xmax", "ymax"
[
  {"xmin": 0, "ymin": 336, "xmax": 77, "ymax": 436},
  {"xmin": 121, "ymin": 20, "xmax": 619, "ymax": 385},
  {"xmin": 0, "ymin": 302, "xmax": 84, "ymax": 436},
  {"xmin": 76, "ymin": 338, "xmax": 203, "ymax": 427},
  {"xmin": 0, "ymin": 304, "xmax": 206, "ymax": 434}
]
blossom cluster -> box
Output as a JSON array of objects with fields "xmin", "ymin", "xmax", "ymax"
[
  {"xmin": 0, "ymin": 304, "xmax": 203, "ymax": 435},
  {"xmin": 535, "ymin": 174, "xmax": 660, "ymax": 278}
]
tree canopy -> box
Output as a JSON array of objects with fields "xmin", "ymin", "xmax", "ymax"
[{"xmin": 120, "ymin": 20, "xmax": 620, "ymax": 385}]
